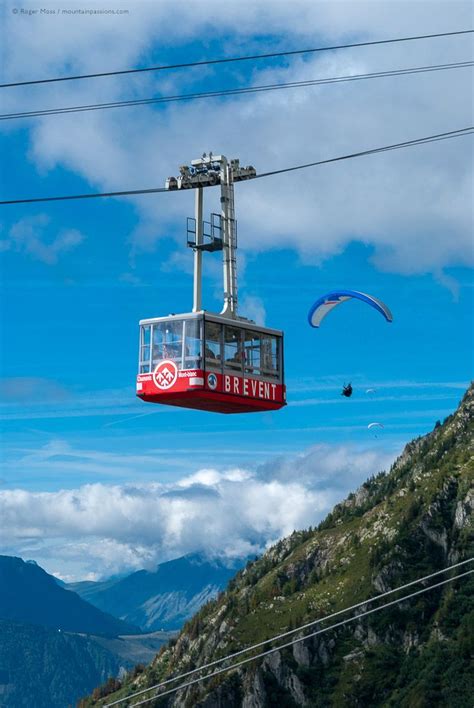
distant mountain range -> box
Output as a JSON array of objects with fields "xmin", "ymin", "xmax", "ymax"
[
  {"xmin": 0, "ymin": 556, "xmax": 139, "ymax": 635},
  {"xmin": 69, "ymin": 553, "xmax": 244, "ymax": 631}
]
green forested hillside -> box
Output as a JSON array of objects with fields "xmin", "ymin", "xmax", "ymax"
[
  {"xmin": 88, "ymin": 385, "xmax": 474, "ymax": 707},
  {"xmin": 0, "ymin": 621, "xmax": 125, "ymax": 708}
]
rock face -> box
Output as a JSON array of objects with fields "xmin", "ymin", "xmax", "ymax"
[{"xmin": 90, "ymin": 386, "xmax": 474, "ymax": 707}]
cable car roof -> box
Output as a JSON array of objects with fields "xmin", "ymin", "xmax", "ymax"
[{"xmin": 139, "ymin": 310, "xmax": 284, "ymax": 337}]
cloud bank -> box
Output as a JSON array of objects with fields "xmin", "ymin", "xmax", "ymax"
[
  {"xmin": 0, "ymin": 216, "xmax": 84, "ymax": 264},
  {"xmin": 0, "ymin": 443, "xmax": 395, "ymax": 579}
]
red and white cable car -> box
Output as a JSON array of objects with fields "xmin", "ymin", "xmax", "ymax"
[{"xmin": 136, "ymin": 154, "xmax": 286, "ymax": 414}]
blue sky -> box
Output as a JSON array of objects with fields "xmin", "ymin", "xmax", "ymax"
[{"xmin": 0, "ymin": 0, "xmax": 472, "ymax": 580}]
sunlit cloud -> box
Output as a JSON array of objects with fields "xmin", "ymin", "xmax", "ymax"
[{"xmin": 0, "ymin": 442, "xmax": 395, "ymax": 579}]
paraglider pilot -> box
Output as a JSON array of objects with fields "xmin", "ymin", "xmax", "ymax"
[{"xmin": 342, "ymin": 383, "xmax": 353, "ymax": 398}]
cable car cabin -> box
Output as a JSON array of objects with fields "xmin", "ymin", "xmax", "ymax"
[
  {"xmin": 138, "ymin": 153, "xmax": 286, "ymax": 414},
  {"xmin": 136, "ymin": 313, "xmax": 286, "ymax": 413}
]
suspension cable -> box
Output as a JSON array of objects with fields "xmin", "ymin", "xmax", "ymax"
[
  {"xmin": 126, "ymin": 569, "xmax": 474, "ymax": 706},
  {"xmin": 2, "ymin": 29, "xmax": 472, "ymax": 89},
  {"xmin": 2, "ymin": 61, "xmax": 471, "ymax": 122},
  {"xmin": 254, "ymin": 127, "xmax": 473, "ymax": 179},
  {"xmin": 1, "ymin": 127, "xmax": 472, "ymax": 207},
  {"xmin": 105, "ymin": 557, "xmax": 474, "ymax": 706}
]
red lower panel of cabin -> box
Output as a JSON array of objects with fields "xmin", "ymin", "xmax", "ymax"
[{"xmin": 136, "ymin": 362, "xmax": 285, "ymax": 414}]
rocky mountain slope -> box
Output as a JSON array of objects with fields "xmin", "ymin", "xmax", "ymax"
[
  {"xmin": 90, "ymin": 384, "xmax": 473, "ymax": 707},
  {"xmin": 0, "ymin": 556, "xmax": 139, "ymax": 636},
  {"xmin": 69, "ymin": 554, "xmax": 242, "ymax": 631}
]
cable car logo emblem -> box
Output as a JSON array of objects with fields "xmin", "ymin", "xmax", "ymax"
[
  {"xmin": 207, "ymin": 373, "xmax": 218, "ymax": 390},
  {"xmin": 153, "ymin": 360, "xmax": 178, "ymax": 390}
]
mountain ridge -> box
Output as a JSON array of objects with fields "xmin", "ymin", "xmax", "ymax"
[
  {"xmin": 0, "ymin": 555, "xmax": 139, "ymax": 636},
  {"xmin": 69, "ymin": 553, "xmax": 244, "ymax": 631},
  {"xmin": 90, "ymin": 384, "xmax": 473, "ymax": 707}
]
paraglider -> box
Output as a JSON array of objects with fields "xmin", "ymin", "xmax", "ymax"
[
  {"xmin": 368, "ymin": 422, "xmax": 384, "ymax": 438},
  {"xmin": 342, "ymin": 383, "xmax": 353, "ymax": 398},
  {"xmin": 308, "ymin": 290, "xmax": 393, "ymax": 328},
  {"xmin": 307, "ymin": 289, "xmax": 391, "ymax": 414}
]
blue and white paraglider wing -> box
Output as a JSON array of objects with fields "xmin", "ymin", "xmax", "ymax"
[
  {"xmin": 308, "ymin": 290, "xmax": 393, "ymax": 328},
  {"xmin": 368, "ymin": 422, "xmax": 384, "ymax": 430}
]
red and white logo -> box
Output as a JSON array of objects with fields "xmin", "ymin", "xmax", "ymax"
[
  {"xmin": 153, "ymin": 360, "xmax": 178, "ymax": 390},
  {"xmin": 207, "ymin": 373, "xmax": 218, "ymax": 390}
]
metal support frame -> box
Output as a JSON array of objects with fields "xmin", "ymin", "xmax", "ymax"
[
  {"xmin": 219, "ymin": 157, "xmax": 238, "ymax": 318},
  {"xmin": 192, "ymin": 188, "xmax": 203, "ymax": 312},
  {"xmin": 185, "ymin": 154, "xmax": 239, "ymax": 319}
]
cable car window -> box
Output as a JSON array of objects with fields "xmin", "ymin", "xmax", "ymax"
[
  {"xmin": 224, "ymin": 326, "xmax": 244, "ymax": 372},
  {"xmin": 184, "ymin": 319, "xmax": 202, "ymax": 369},
  {"xmin": 152, "ymin": 323, "xmax": 166, "ymax": 364},
  {"xmin": 261, "ymin": 335, "xmax": 280, "ymax": 379},
  {"xmin": 204, "ymin": 321, "xmax": 222, "ymax": 371},
  {"xmin": 244, "ymin": 331, "xmax": 261, "ymax": 376},
  {"xmin": 152, "ymin": 320, "xmax": 184, "ymax": 368},
  {"xmin": 139, "ymin": 325, "xmax": 151, "ymax": 373}
]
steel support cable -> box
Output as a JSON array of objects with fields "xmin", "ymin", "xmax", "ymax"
[
  {"xmin": 125, "ymin": 569, "xmax": 474, "ymax": 707},
  {"xmin": 2, "ymin": 61, "xmax": 472, "ymax": 122},
  {"xmin": 254, "ymin": 127, "xmax": 474, "ymax": 180},
  {"xmin": 105, "ymin": 557, "xmax": 474, "ymax": 707},
  {"xmin": 0, "ymin": 185, "xmax": 169, "ymax": 206},
  {"xmin": 1, "ymin": 127, "xmax": 473, "ymax": 207},
  {"xmin": 2, "ymin": 29, "xmax": 472, "ymax": 89}
]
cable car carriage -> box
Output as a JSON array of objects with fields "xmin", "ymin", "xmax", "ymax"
[
  {"xmin": 137, "ymin": 313, "xmax": 284, "ymax": 413},
  {"xmin": 136, "ymin": 154, "xmax": 286, "ymax": 414}
]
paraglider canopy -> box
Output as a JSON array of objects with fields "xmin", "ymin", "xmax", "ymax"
[
  {"xmin": 308, "ymin": 290, "xmax": 393, "ymax": 328},
  {"xmin": 368, "ymin": 422, "xmax": 384, "ymax": 429}
]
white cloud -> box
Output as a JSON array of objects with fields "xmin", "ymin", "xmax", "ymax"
[
  {"xmin": 0, "ymin": 378, "xmax": 164, "ymax": 424},
  {"xmin": 290, "ymin": 392, "xmax": 463, "ymax": 407},
  {"xmin": 2, "ymin": 1, "xmax": 472, "ymax": 277},
  {"xmin": 240, "ymin": 295, "xmax": 267, "ymax": 325},
  {"xmin": 1, "ymin": 438, "xmax": 191, "ymax": 479},
  {"xmin": 2, "ymin": 216, "xmax": 84, "ymax": 264},
  {"xmin": 289, "ymin": 377, "xmax": 470, "ymax": 393},
  {"xmin": 0, "ymin": 377, "xmax": 70, "ymax": 402},
  {"xmin": 0, "ymin": 442, "xmax": 395, "ymax": 579}
]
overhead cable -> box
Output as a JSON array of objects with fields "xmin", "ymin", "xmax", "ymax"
[
  {"xmin": 1, "ymin": 127, "xmax": 472, "ymax": 207},
  {"xmin": 125, "ymin": 569, "xmax": 474, "ymax": 706},
  {"xmin": 2, "ymin": 29, "xmax": 473, "ymax": 88},
  {"xmin": 2, "ymin": 61, "xmax": 472, "ymax": 122},
  {"xmin": 254, "ymin": 127, "xmax": 474, "ymax": 179},
  {"xmin": 105, "ymin": 557, "xmax": 474, "ymax": 707},
  {"xmin": 0, "ymin": 185, "xmax": 168, "ymax": 206}
]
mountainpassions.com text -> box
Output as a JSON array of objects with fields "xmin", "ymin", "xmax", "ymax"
[{"xmin": 13, "ymin": 8, "xmax": 130, "ymax": 15}]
